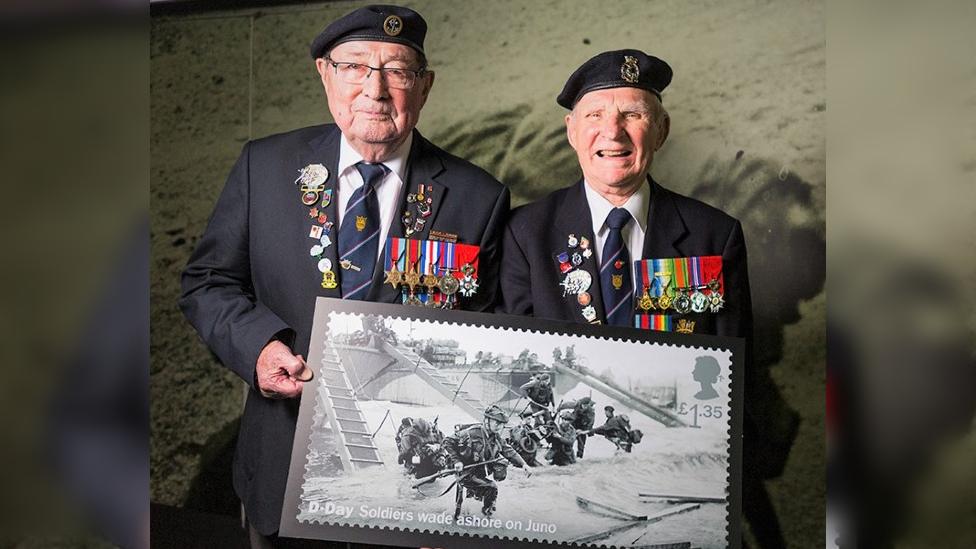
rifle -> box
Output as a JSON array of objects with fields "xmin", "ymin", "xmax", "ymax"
[{"xmin": 411, "ymin": 457, "xmax": 505, "ymax": 489}]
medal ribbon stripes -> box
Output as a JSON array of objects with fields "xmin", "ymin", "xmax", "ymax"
[{"xmin": 634, "ymin": 314, "xmax": 672, "ymax": 332}]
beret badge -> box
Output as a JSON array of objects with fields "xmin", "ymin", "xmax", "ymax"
[
  {"xmin": 621, "ymin": 55, "xmax": 640, "ymax": 84},
  {"xmin": 383, "ymin": 15, "xmax": 403, "ymax": 36}
]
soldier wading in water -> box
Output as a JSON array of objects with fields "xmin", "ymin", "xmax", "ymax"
[{"xmin": 443, "ymin": 405, "xmax": 531, "ymax": 518}]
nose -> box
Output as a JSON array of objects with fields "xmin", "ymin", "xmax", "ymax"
[
  {"xmin": 599, "ymin": 113, "xmax": 626, "ymax": 139},
  {"xmin": 361, "ymin": 67, "xmax": 390, "ymax": 99}
]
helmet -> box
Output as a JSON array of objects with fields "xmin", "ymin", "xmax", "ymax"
[
  {"xmin": 604, "ymin": 405, "xmax": 615, "ymax": 413},
  {"xmin": 558, "ymin": 409, "xmax": 575, "ymax": 422},
  {"xmin": 483, "ymin": 405, "xmax": 507, "ymax": 423}
]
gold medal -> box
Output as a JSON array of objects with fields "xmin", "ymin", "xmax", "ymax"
[
  {"xmin": 657, "ymin": 293, "xmax": 673, "ymax": 310},
  {"xmin": 423, "ymin": 272, "xmax": 440, "ymax": 291},
  {"xmin": 321, "ymin": 270, "xmax": 338, "ymax": 289},
  {"xmin": 404, "ymin": 262, "xmax": 421, "ymax": 292},
  {"xmin": 384, "ymin": 266, "xmax": 403, "ymax": 289},
  {"xmin": 638, "ymin": 288, "xmax": 653, "ymax": 311}
]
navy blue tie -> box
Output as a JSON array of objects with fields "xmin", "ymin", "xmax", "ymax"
[
  {"xmin": 600, "ymin": 208, "xmax": 633, "ymax": 326},
  {"xmin": 338, "ymin": 162, "xmax": 387, "ymax": 300}
]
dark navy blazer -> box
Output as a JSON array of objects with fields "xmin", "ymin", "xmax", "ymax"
[
  {"xmin": 180, "ymin": 124, "xmax": 509, "ymax": 535},
  {"xmin": 499, "ymin": 177, "xmax": 752, "ymax": 340}
]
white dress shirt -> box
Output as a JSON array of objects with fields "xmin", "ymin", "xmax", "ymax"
[
  {"xmin": 583, "ymin": 180, "xmax": 649, "ymax": 269},
  {"xmin": 336, "ymin": 132, "xmax": 412, "ymax": 262}
]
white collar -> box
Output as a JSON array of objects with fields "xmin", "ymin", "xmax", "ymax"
[
  {"xmin": 337, "ymin": 131, "xmax": 413, "ymax": 183},
  {"xmin": 583, "ymin": 179, "xmax": 649, "ymax": 235}
]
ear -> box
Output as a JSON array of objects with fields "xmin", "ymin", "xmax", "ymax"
[
  {"xmin": 314, "ymin": 58, "xmax": 330, "ymax": 91},
  {"xmin": 655, "ymin": 113, "xmax": 670, "ymax": 150},
  {"xmin": 417, "ymin": 70, "xmax": 435, "ymax": 107},
  {"xmin": 565, "ymin": 113, "xmax": 577, "ymax": 150}
]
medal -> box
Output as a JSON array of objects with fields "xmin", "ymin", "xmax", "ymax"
[
  {"xmin": 308, "ymin": 207, "xmax": 319, "ymax": 218},
  {"xmin": 582, "ymin": 249, "xmax": 592, "ymax": 259},
  {"xmin": 690, "ymin": 290, "xmax": 709, "ymax": 313},
  {"xmin": 581, "ymin": 305, "xmax": 597, "ymax": 322},
  {"xmin": 295, "ymin": 163, "xmax": 329, "ymax": 189},
  {"xmin": 317, "ymin": 258, "xmax": 333, "ymax": 273},
  {"xmin": 384, "ymin": 266, "xmax": 403, "ymax": 289},
  {"xmin": 657, "ymin": 293, "xmax": 673, "ymax": 311},
  {"xmin": 321, "ymin": 189, "xmax": 333, "ymax": 207},
  {"xmin": 439, "ymin": 272, "xmax": 460, "ymax": 295},
  {"xmin": 301, "ymin": 190, "xmax": 319, "ymax": 205},
  {"xmin": 317, "ymin": 213, "xmax": 327, "ymax": 224},
  {"xmin": 560, "ymin": 269, "xmax": 592, "ymax": 296},
  {"xmin": 568, "ymin": 234, "xmax": 579, "ymax": 248},
  {"xmin": 320, "ymin": 234, "xmax": 332, "ymax": 248},
  {"xmin": 320, "ymin": 270, "xmax": 337, "ymax": 289},
  {"xmin": 577, "ymin": 292, "xmax": 592, "ymax": 306},
  {"xmin": 310, "ymin": 244, "xmax": 324, "ymax": 257},
  {"xmin": 423, "ymin": 272, "xmax": 440, "ymax": 291},
  {"xmin": 571, "ymin": 252, "xmax": 583, "ymax": 266},
  {"xmin": 405, "ymin": 290, "xmax": 422, "ymax": 306},
  {"xmin": 638, "ymin": 287, "xmax": 654, "ymax": 311},
  {"xmin": 673, "ymin": 291, "xmax": 692, "ymax": 314},
  {"xmin": 580, "ymin": 237, "xmax": 590, "ymax": 250},
  {"xmin": 404, "ymin": 262, "xmax": 421, "ymax": 291},
  {"xmin": 709, "ymin": 292, "xmax": 725, "ymax": 312},
  {"xmin": 559, "ymin": 261, "xmax": 573, "ymax": 274},
  {"xmin": 459, "ymin": 275, "xmax": 479, "ymax": 297}
]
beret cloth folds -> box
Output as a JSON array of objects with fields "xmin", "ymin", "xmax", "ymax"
[
  {"xmin": 557, "ymin": 49, "xmax": 673, "ymax": 109},
  {"xmin": 310, "ymin": 4, "xmax": 427, "ymax": 59}
]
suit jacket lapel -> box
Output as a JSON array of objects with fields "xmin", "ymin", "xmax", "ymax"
[
  {"xmin": 297, "ymin": 126, "xmax": 342, "ymax": 299},
  {"xmin": 641, "ymin": 177, "xmax": 688, "ymax": 260},
  {"xmin": 366, "ymin": 131, "xmax": 446, "ymax": 303},
  {"xmin": 554, "ymin": 180, "xmax": 607, "ymax": 324}
]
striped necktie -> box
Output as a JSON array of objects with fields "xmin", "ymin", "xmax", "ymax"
[
  {"xmin": 338, "ymin": 161, "xmax": 387, "ymax": 300},
  {"xmin": 600, "ymin": 207, "xmax": 633, "ymax": 326}
]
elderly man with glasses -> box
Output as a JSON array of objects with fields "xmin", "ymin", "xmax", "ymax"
[{"xmin": 180, "ymin": 5, "xmax": 509, "ymax": 547}]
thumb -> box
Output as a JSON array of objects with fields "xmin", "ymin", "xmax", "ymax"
[{"xmin": 291, "ymin": 355, "xmax": 314, "ymax": 382}]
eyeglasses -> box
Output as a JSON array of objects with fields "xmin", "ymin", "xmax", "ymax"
[{"xmin": 325, "ymin": 58, "xmax": 427, "ymax": 90}]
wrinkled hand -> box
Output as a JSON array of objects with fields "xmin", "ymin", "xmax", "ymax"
[{"xmin": 256, "ymin": 340, "xmax": 312, "ymax": 399}]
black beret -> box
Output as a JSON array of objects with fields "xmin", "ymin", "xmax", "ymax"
[
  {"xmin": 557, "ymin": 49, "xmax": 673, "ymax": 109},
  {"xmin": 310, "ymin": 4, "xmax": 427, "ymax": 60}
]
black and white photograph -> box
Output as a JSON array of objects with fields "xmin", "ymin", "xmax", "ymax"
[{"xmin": 280, "ymin": 299, "xmax": 743, "ymax": 548}]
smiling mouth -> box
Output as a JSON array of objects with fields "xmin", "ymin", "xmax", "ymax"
[{"xmin": 596, "ymin": 150, "xmax": 632, "ymax": 158}]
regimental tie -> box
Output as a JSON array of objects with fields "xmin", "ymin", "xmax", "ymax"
[
  {"xmin": 600, "ymin": 207, "xmax": 634, "ymax": 326},
  {"xmin": 337, "ymin": 161, "xmax": 387, "ymax": 300}
]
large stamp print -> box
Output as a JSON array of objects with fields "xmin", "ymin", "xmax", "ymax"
[{"xmin": 281, "ymin": 298, "xmax": 743, "ymax": 548}]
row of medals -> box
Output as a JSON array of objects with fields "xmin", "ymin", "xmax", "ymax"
[
  {"xmin": 636, "ymin": 278, "xmax": 725, "ymax": 314},
  {"xmin": 384, "ymin": 261, "xmax": 478, "ymax": 308}
]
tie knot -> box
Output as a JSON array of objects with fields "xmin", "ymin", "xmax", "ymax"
[
  {"xmin": 605, "ymin": 208, "xmax": 632, "ymax": 230},
  {"xmin": 355, "ymin": 162, "xmax": 388, "ymax": 189}
]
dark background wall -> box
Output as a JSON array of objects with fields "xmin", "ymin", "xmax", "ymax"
[{"xmin": 151, "ymin": 0, "xmax": 825, "ymax": 545}]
